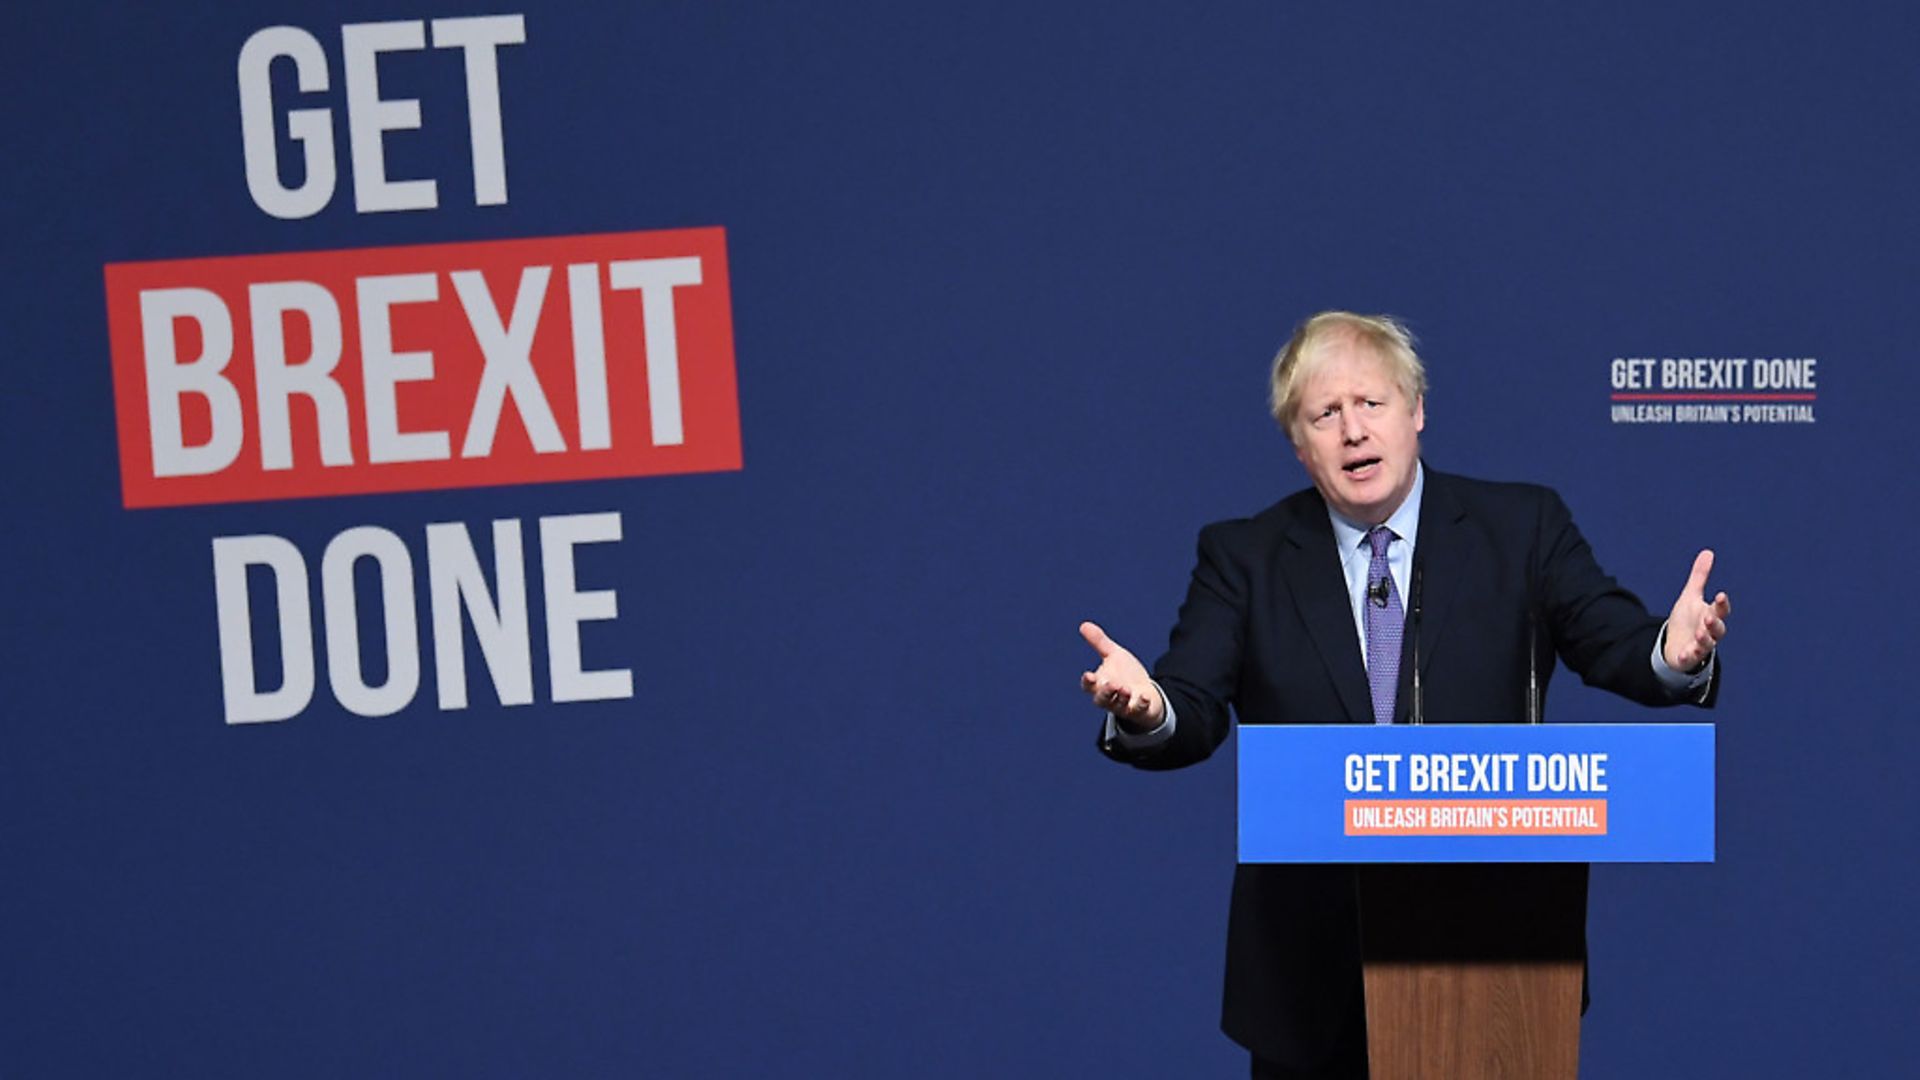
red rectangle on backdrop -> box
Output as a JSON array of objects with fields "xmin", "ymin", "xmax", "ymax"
[{"xmin": 105, "ymin": 227, "xmax": 740, "ymax": 508}]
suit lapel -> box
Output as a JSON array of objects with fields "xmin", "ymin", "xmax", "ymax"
[
  {"xmin": 1395, "ymin": 468, "xmax": 1467, "ymax": 722},
  {"xmin": 1277, "ymin": 498, "xmax": 1373, "ymax": 725}
]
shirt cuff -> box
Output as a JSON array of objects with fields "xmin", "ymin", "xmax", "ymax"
[
  {"xmin": 1651, "ymin": 621, "xmax": 1715, "ymax": 698},
  {"xmin": 1103, "ymin": 681, "xmax": 1178, "ymax": 749}
]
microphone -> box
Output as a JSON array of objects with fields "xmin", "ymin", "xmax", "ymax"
[
  {"xmin": 1410, "ymin": 561, "xmax": 1425, "ymax": 725},
  {"xmin": 1367, "ymin": 576, "xmax": 1391, "ymax": 608},
  {"xmin": 1527, "ymin": 591, "xmax": 1543, "ymax": 725}
]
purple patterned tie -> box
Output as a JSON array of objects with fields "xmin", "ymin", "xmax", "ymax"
[{"xmin": 1364, "ymin": 526, "xmax": 1403, "ymax": 725}]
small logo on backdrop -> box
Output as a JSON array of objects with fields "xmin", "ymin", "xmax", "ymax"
[{"xmin": 1608, "ymin": 357, "xmax": 1816, "ymax": 425}]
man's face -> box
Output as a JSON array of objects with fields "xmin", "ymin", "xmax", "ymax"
[{"xmin": 1291, "ymin": 336, "xmax": 1425, "ymax": 525}]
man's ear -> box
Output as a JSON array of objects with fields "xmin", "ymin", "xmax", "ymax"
[{"xmin": 1413, "ymin": 395, "xmax": 1426, "ymax": 433}]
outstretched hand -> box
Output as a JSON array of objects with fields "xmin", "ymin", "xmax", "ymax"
[
  {"xmin": 1664, "ymin": 549, "xmax": 1731, "ymax": 674},
  {"xmin": 1079, "ymin": 621, "xmax": 1166, "ymax": 732}
]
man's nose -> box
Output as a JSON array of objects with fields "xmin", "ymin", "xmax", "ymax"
[{"xmin": 1340, "ymin": 410, "xmax": 1366, "ymax": 443}]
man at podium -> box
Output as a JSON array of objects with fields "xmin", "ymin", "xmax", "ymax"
[{"xmin": 1079, "ymin": 311, "xmax": 1730, "ymax": 1079}]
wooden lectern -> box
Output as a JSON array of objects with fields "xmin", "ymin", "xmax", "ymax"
[{"xmin": 1356, "ymin": 863, "xmax": 1587, "ymax": 1080}]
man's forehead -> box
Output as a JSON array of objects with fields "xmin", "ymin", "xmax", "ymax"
[{"xmin": 1299, "ymin": 344, "xmax": 1397, "ymax": 392}]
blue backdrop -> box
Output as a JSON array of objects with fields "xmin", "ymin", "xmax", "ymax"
[{"xmin": 4, "ymin": 2, "xmax": 1914, "ymax": 1076}]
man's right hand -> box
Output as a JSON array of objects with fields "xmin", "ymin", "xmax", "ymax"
[{"xmin": 1079, "ymin": 621, "xmax": 1166, "ymax": 733}]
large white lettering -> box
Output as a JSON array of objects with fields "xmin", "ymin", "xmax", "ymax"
[
  {"xmin": 134, "ymin": 259, "xmax": 695, "ymax": 476},
  {"xmin": 210, "ymin": 513, "xmax": 629, "ymax": 723},
  {"xmin": 141, "ymin": 288, "xmax": 242, "ymax": 478},
  {"xmin": 236, "ymin": 15, "xmax": 525, "ymax": 218},
  {"xmin": 213, "ymin": 534, "xmax": 316, "ymax": 723}
]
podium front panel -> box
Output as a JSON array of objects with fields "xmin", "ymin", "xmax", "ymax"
[{"xmin": 1238, "ymin": 723, "xmax": 1714, "ymax": 863}]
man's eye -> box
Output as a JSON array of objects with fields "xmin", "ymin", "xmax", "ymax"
[{"xmin": 1363, "ymin": 399, "xmax": 1383, "ymax": 409}]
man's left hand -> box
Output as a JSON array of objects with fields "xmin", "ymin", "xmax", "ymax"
[{"xmin": 1664, "ymin": 549, "xmax": 1731, "ymax": 673}]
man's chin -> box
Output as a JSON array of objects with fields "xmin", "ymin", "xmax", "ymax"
[{"xmin": 1329, "ymin": 478, "xmax": 1401, "ymax": 525}]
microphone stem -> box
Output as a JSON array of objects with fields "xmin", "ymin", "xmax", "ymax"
[{"xmin": 1410, "ymin": 562, "xmax": 1424, "ymax": 725}]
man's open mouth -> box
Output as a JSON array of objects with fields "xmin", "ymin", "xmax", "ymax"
[{"xmin": 1343, "ymin": 457, "xmax": 1382, "ymax": 475}]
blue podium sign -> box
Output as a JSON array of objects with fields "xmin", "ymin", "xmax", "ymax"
[{"xmin": 1238, "ymin": 724, "xmax": 1714, "ymax": 863}]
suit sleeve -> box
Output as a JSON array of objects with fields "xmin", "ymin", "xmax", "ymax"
[
  {"xmin": 1099, "ymin": 522, "xmax": 1249, "ymax": 770},
  {"xmin": 1534, "ymin": 490, "xmax": 1718, "ymax": 708}
]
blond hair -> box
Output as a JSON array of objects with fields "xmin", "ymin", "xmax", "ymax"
[{"xmin": 1269, "ymin": 311, "xmax": 1428, "ymax": 442}]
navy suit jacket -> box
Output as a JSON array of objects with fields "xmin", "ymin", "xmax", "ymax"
[{"xmin": 1100, "ymin": 468, "xmax": 1717, "ymax": 1067}]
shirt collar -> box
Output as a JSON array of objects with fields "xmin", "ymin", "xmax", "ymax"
[{"xmin": 1326, "ymin": 461, "xmax": 1425, "ymax": 554}]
